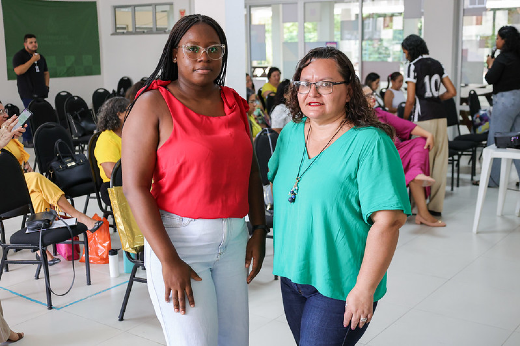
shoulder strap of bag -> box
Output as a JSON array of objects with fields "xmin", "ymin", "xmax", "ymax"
[{"xmin": 54, "ymin": 139, "xmax": 74, "ymax": 160}]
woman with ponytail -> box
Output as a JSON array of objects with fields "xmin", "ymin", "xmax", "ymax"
[
  {"xmin": 121, "ymin": 14, "xmax": 266, "ymax": 346},
  {"xmin": 384, "ymin": 72, "xmax": 405, "ymax": 114},
  {"xmin": 483, "ymin": 25, "xmax": 520, "ymax": 186}
]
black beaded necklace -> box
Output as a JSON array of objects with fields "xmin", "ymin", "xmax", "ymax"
[{"xmin": 288, "ymin": 118, "xmax": 348, "ymax": 203}]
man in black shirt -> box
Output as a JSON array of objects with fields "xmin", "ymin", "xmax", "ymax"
[{"xmin": 12, "ymin": 34, "xmax": 50, "ymax": 146}]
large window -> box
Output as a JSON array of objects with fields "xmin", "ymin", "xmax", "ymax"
[
  {"xmin": 461, "ymin": 0, "xmax": 520, "ymax": 84},
  {"xmin": 114, "ymin": 3, "xmax": 174, "ymax": 34},
  {"xmin": 250, "ymin": 4, "xmax": 299, "ymax": 82}
]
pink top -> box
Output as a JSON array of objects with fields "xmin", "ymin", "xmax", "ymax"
[{"xmin": 143, "ymin": 80, "xmax": 252, "ymax": 219}]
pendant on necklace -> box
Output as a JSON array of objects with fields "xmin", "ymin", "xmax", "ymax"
[{"xmin": 288, "ymin": 178, "xmax": 299, "ymax": 203}]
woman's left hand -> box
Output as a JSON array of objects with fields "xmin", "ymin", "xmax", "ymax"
[
  {"xmin": 344, "ymin": 285, "xmax": 374, "ymax": 330},
  {"xmin": 245, "ymin": 229, "xmax": 266, "ymax": 284},
  {"xmin": 24, "ymin": 162, "xmax": 33, "ymax": 172},
  {"xmin": 424, "ymin": 134, "xmax": 434, "ymax": 151},
  {"xmin": 486, "ymin": 56, "xmax": 494, "ymax": 69}
]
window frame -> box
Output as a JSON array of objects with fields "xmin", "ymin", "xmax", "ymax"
[{"xmin": 113, "ymin": 3, "xmax": 174, "ymax": 35}]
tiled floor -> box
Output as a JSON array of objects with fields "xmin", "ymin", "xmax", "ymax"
[{"xmin": 1, "ymin": 149, "xmax": 520, "ymax": 345}]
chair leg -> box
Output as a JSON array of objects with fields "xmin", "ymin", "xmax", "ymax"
[
  {"xmin": 118, "ymin": 262, "xmax": 139, "ymax": 321},
  {"xmin": 83, "ymin": 232, "xmax": 91, "ymax": 285},
  {"xmin": 82, "ymin": 194, "xmax": 90, "ymax": 214},
  {"xmin": 0, "ymin": 247, "xmax": 9, "ymax": 279},
  {"xmin": 451, "ymin": 158, "xmax": 455, "ymax": 191},
  {"xmin": 457, "ymin": 155, "xmax": 462, "ymax": 188},
  {"xmin": 40, "ymin": 249, "xmax": 53, "ymax": 310}
]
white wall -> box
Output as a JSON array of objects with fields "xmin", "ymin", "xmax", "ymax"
[{"xmin": 195, "ymin": 0, "xmax": 247, "ymax": 98}]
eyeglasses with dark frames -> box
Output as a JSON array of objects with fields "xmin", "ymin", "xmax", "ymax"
[
  {"xmin": 293, "ymin": 81, "xmax": 349, "ymax": 95},
  {"xmin": 178, "ymin": 44, "xmax": 226, "ymax": 60}
]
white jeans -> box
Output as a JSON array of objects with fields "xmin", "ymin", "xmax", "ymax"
[{"xmin": 145, "ymin": 210, "xmax": 249, "ymax": 346}]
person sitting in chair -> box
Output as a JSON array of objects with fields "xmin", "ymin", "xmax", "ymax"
[
  {"xmin": 0, "ymin": 101, "xmax": 103, "ymax": 265},
  {"xmin": 94, "ymin": 97, "xmax": 130, "ymax": 205}
]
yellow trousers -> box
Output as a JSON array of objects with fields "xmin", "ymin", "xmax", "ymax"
[{"xmin": 24, "ymin": 172, "xmax": 65, "ymax": 213}]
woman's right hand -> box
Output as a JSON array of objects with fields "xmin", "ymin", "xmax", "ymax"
[
  {"xmin": 424, "ymin": 133, "xmax": 434, "ymax": 151},
  {"xmin": 162, "ymin": 259, "xmax": 202, "ymax": 314}
]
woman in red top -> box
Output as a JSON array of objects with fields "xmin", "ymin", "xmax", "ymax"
[{"xmin": 122, "ymin": 15, "xmax": 267, "ymax": 346}]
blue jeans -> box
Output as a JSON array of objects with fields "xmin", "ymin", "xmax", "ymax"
[
  {"xmin": 487, "ymin": 89, "xmax": 520, "ymax": 186},
  {"xmin": 145, "ymin": 211, "xmax": 249, "ymax": 346},
  {"xmin": 281, "ymin": 277, "xmax": 377, "ymax": 346}
]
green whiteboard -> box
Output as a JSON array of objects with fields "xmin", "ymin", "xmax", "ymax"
[{"xmin": 2, "ymin": 0, "xmax": 101, "ymax": 80}]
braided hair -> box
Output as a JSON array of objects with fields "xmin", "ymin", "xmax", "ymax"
[
  {"xmin": 126, "ymin": 14, "xmax": 228, "ymax": 120},
  {"xmin": 287, "ymin": 47, "xmax": 394, "ymax": 138},
  {"xmin": 402, "ymin": 34, "xmax": 429, "ymax": 62}
]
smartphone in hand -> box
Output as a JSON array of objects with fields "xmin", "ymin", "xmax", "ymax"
[{"xmin": 13, "ymin": 108, "xmax": 33, "ymax": 130}]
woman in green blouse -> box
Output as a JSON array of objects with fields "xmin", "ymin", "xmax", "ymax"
[{"xmin": 268, "ymin": 47, "xmax": 411, "ymax": 346}]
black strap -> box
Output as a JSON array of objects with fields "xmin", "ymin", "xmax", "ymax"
[{"xmin": 54, "ymin": 139, "xmax": 74, "ymax": 160}]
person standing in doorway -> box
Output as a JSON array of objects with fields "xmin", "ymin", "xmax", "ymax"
[
  {"xmin": 402, "ymin": 34, "xmax": 456, "ymax": 217},
  {"xmin": 13, "ymin": 34, "xmax": 50, "ymax": 147}
]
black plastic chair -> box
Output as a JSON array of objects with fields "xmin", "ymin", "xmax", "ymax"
[
  {"xmin": 64, "ymin": 96, "xmax": 95, "ymax": 153},
  {"xmin": 32, "ymin": 123, "xmax": 95, "ymax": 213},
  {"xmin": 27, "ymin": 99, "xmax": 59, "ymax": 151},
  {"xmin": 396, "ymin": 102, "xmax": 406, "ymax": 119},
  {"xmin": 54, "ymin": 91, "xmax": 72, "ymax": 130},
  {"xmin": 110, "ymin": 160, "xmax": 147, "ymax": 321},
  {"xmin": 4, "ymin": 103, "xmax": 20, "ymax": 119},
  {"xmin": 0, "ymin": 149, "xmax": 92, "ymax": 310},
  {"xmin": 117, "ymin": 77, "xmax": 133, "ymax": 97},
  {"xmin": 87, "ymin": 132, "xmax": 113, "ymax": 220},
  {"xmin": 92, "ymin": 88, "xmax": 111, "ymax": 115},
  {"xmin": 445, "ymin": 98, "xmax": 479, "ymax": 190}
]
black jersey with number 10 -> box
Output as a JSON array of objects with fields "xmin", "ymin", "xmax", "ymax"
[{"xmin": 404, "ymin": 55, "xmax": 448, "ymax": 122}]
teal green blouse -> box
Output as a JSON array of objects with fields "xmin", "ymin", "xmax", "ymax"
[{"xmin": 268, "ymin": 120, "xmax": 411, "ymax": 301}]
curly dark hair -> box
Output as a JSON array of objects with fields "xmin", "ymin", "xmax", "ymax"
[
  {"xmin": 126, "ymin": 14, "xmax": 228, "ymax": 120},
  {"xmin": 287, "ymin": 47, "xmax": 394, "ymax": 138},
  {"xmin": 272, "ymin": 79, "xmax": 290, "ymax": 108},
  {"xmin": 498, "ymin": 26, "xmax": 520, "ymax": 57},
  {"xmin": 402, "ymin": 34, "xmax": 429, "ymax": 62},
  {"xmin": 97, "ymin": 97, "xmax": 130, "ymax": 132}
]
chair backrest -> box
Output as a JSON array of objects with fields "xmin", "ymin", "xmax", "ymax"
[
  {"xmin": 4, "ymin": 103, "xmax": 20, "ymax": 119},
  {"xmin": 379, "ymin": 88, "xmax": 387, "ymax": 101},
  {"xmin": 54, "ymin": 91, "xmax": 73, "ymax": 130},
  {"xmin": 443, "ymin": 98, "xmax": 460, "ymax": 135},
  {"xmin": 117, "ymin": 77, "xmax": 133, "ymax": 96},
  {"xmin": 254, "ymin": 128, "xmax": 279, "ymax": 185},
  {"xmin": 87, "ymin": 132, "xmax": 103, "ymax": 190},
  {"xmin": 27, "ymin": 98, "xmax": 59, "ymax": 133},
  {"xmin": 65, "ymin": 95, "xmax": 96, "ymax": 136},
  {"xmin": 92, "ymin": 88, "xmax": 110, "ymax": 115},
  {"xmin": 265, "ymin": 94, "xmax": 276, "ymax": 115},
  {"xmin": 468, "ymin": 90, "xmax": 481, "ymax": 117},
  {"xmin": 110, "ymin": 159, "xmax": 123, "ymax": 188},
  {"xmin": 33, "ymin": 123, "xmax": 75, "ymax": 175},
  {"xmin": 0, "ymin": 150, "xmax": 33, "ymax": 215},
  {"xmin": 257, "ymin": 88, "xmax": 266, "ymax": 110},
  {"xmin": 396, "ymin": 102, "xmax": 406, "ymax": 119}
]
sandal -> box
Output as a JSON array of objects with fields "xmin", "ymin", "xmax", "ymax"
[
  {"xmin": 36, "ymin": 253, "xmax": 61, "ymax": 266},
  {"xmin": 472, "ymin": 180, "xmax": 480, "ymax": 186},
  {"xmin": 8, "ymin": 331, "xmax": 24, "ymax": 342},
  {"xmin": 89, "ymin": 220, "xmax": 104, "ymax": 232}
]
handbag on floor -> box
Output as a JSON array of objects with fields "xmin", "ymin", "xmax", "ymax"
[
  {"xmin": 80, "ymin": 214, "xmax": 111, "ymax": 264},
  {"xmin": 49, "ymin": 139, "xmax": 93, "ymax": 190}
]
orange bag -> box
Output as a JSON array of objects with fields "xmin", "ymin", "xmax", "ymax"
[{"xmin": 80, "ymin": 214, "xmax": 111, "ymax": 264}]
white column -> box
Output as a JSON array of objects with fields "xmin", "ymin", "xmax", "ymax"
[
  {"xmin": 194, "ymin": 0, "xmax": 246, "ymax": 98},
  {"xmin": 423, "ymin": 0, "xmax": 461, "ymax": 90}
]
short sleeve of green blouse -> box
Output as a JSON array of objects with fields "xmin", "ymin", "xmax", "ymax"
[{"xmin": 356, "ymin": 128, "xmax": 412, "ymax": 224}]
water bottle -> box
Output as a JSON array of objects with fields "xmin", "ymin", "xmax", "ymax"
[{"xmin": 108, "ymin": 249, "xmax": 119, "ymax": 278}]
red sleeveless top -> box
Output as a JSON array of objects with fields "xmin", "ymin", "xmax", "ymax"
[{"xmin": 144, "ymin": 80, "xmax": 252, "ymax": 219}]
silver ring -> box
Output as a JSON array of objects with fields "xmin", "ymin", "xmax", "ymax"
[{"xmin": 360, "ymin": 317, "xmax": 368, "ymax": 323}]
